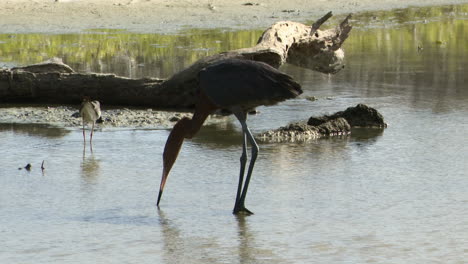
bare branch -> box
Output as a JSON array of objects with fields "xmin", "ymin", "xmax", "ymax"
[
  {"xmin": 310, "ymin": 11, "xmax": 333, "ymax": 36},
  {"xmin": 331, "ymin": 14, "xmax": 353, "ymax": 50}
]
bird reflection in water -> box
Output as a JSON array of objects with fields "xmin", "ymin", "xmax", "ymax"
[
  {"xmin": 236, "ymin": 215, "xmax": 258, "ymax": 263},
  {"xmin": 81, "ymin": 150, "xmax": 100, "ymax": 184},
  {"xmin": 157, "ymin": 210, "xmax": 188, "ymax": 263},
  {"xmin": 157, "ymin": 210, "xmax": 221, "ymax": 263}
]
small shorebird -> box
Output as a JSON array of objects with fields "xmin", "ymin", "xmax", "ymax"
[{"xmin": 79, "ymin": 97, "xmax": 101, "ymax": 146}]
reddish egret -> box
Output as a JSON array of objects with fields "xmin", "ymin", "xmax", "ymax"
[
  {"xmin": 157, "ymin": 58, "xmax": 302, "ymax": 214},
  {"xmin": 79, "ymin": 97, "xmax": 101, "ymax": 145}
]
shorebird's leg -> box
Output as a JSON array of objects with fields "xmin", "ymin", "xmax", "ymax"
[
  {"xmin": 82, "ymin": 121, "xmax": 86, "ymax": 144},
  {"xmin": 90, "ymin": 122, "xmax": 95, "ymax": 144}
]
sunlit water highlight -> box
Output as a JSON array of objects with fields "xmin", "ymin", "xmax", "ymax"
[{"xmin": 1, "ymin": 5, "xmax": 468, "ymax": 264}]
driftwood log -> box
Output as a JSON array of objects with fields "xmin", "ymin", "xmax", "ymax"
[{"xmin": 0, "ymin": 12, "xmax": 352, "ymax": 109}]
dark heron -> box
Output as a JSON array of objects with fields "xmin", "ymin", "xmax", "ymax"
[
  {"xmin": 79, "ymin": 97, "xmax": 101, "ymax": 146},
  {"xmin": 157, "ymin": 58, "xmax": 302, "ymax": 215}
]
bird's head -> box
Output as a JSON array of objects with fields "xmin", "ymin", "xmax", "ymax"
[{"xmin": 82, "ymin": 95, "xmax": 92, "ymax": 102}]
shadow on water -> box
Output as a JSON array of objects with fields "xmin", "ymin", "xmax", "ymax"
[
  {"xmin": 350, "ymin": 127, "xmax": 385, "ymax": 142},
  {"xmin": 0, "ymin": 123, "xmax": 70, "ymax": 138},
  {"xmin": 191, "ymin": 121, "xmax": 243, "ymax": 148}
]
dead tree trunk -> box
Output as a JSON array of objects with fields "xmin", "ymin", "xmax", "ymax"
[{"xmin": 0, "ymin": 12, "xmax": 352, "ymax": 109}]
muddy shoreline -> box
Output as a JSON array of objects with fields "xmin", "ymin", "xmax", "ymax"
[{"xmin": 0, "ymin": 105, "xmax": 226, "ymax": 129}]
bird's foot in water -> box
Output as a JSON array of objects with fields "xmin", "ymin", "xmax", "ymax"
[{"xmin": 233, "ymin": 205, "xmax": 254, "ymax": 215}]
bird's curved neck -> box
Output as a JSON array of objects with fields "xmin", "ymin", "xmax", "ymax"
[{"xmin": 162, "ymin": 117, "xmax": 196, "ymax": 177}]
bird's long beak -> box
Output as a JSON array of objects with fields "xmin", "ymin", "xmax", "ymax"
[{"xmin": 157, "ymin": 169, "xmax": 168, "ymax": 206}]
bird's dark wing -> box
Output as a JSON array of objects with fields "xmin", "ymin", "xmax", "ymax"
[{"xmin": 199, "ymin": 59, "xmax": 302, "ymax": 111}]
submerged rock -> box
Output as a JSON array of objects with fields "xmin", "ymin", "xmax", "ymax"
[
  {"xmin": 314, "ymin": 103, "xmax": 387, "ymax": 128},
  {"xmin": 315, "ymin": 117, "xmax": 351, "ymax": 135},
  {"xmin": 257, "ymin": 104, "xmax": 386, "ymax": 142},
  {"xmin": 258, "ymin": 122, "xmax": 321, "ymax": 142}
]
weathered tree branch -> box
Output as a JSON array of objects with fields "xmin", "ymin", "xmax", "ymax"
[
  {"xmin": 310, "ymin": 11, "xmax": 333, "ymax": 36},
  {"xmin": 332, "ymin": 14, "xmax": 353, "ymax": 50},
  {"xmin": 0, "ymin": 13, "xmax": 352, "ymax": 109}
]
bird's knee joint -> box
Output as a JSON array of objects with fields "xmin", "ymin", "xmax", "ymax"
[
  {"xmin": 251, "ymin": 146, "xmax": 259, "ymax": 158},
  {"xmin": 240, "ymin": 154, "xmax": 247, "ymax": 163}
]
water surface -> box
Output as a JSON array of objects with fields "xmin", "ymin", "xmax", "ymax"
[{"xmin": 1, "ymin": 5, "xmax": 468, "ymax": 264}]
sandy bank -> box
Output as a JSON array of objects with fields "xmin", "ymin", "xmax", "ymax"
[{"xmin": 1, "ymin": 0, "xmax": 467, "ymax": 34}]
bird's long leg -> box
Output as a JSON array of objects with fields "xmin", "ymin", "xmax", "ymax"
[
  {"xmin": 238, "ymin": 126, "xmax": 258, "ymax": 215},
  {"xmin": 233, "ymin": 111, "xmax": 258, "ymax": 215},
  {"xmin": 234, "ymin": 131, "xmax": 248, "ymax": 211}
]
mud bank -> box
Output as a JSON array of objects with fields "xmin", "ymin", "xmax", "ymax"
[{"xmin": 0, "ymin": 105, "xmax": 221, "ymax": 129}]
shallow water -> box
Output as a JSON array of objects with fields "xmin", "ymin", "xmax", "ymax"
[{"xmin": 1, "ymin": 5, "xmax": 468, "ymax": 264}]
